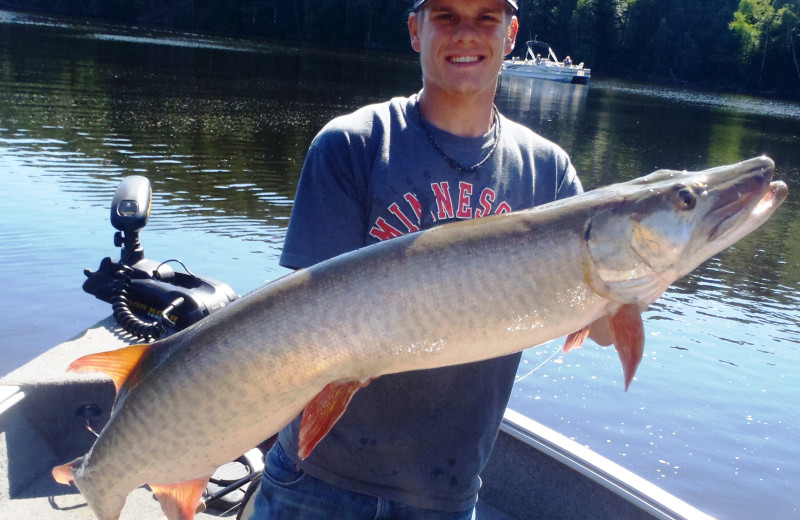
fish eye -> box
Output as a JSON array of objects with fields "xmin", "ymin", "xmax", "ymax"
[{"xmin": 677, "ymin": 187, "xmax": 696, "ymax": 210}]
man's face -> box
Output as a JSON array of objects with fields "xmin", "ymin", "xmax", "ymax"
[{"xmin": 409, "ymin": 0, "xmax": 518, "ymax": 100}]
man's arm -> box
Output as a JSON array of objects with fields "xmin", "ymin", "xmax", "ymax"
[{"xmin": 280, "ymin": 130, "xmax": 369, "ymax": 270}]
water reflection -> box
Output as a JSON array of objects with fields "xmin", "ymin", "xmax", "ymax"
[
  {"xmin": 0, "ymin": 11, "xmax": 421, "ymax": 243},
  {"xmin": 595, "ymin": 79, "xmax": 800, "ymax": 121},
  {"xmin": 497, "ymin": 74, "xmax": 588, "ymax": 124}
]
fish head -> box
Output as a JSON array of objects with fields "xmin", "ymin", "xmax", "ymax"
[
  {"xmin": 586, "ymin": 156, "xmax": 787, "ymax": 307},
  {"xmin": 670, "ymin": 156, "xmax": 787, "ymax": 277}
]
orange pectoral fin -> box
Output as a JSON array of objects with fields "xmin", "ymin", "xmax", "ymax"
[
  {"xmin": 298, "ymin": 378, "xmax": 371, "ymax": 460},
  {"xmin": 149, "ymin": 477, "xmax": 210, "ymax": 520},
  {"xmin": 609, "ymin": 303, "xmax": 645, "ymax": 391},
  {"xmin": 67, "ymin": 343, "xmax": 152, "ymax": 392}
]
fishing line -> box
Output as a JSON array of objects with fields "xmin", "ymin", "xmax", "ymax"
[{"xmin": 514, "ymin": 342, "xmax": 563, "ymax": 383}]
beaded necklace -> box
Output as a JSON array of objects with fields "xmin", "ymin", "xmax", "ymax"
[{"xmin": 414, "ymin": 95, "xmax": 500, "ymax": 174}]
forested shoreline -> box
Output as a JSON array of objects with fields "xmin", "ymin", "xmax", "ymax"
[{"xmin": 2, "ymin": 0, "xmax": 799, "ymax": 98}]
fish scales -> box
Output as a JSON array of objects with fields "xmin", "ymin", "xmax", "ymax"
[
  {"xmin": 73, "ymin": 210, "xmax": 602, "ymax": 516},
  {"xmin": 302, "ymin": 225, "xmax": 582, "ymax": 373},
  {"xmin": 53, "ymin": 157, "xmax": 787, "ymax": 520}
]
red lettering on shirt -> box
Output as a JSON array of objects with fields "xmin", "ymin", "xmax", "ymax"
[
  {"xmin": 456, "ymin": 182, "xmax": 473, "ymax": 219},
  {"xmin": 475, "ymin": 188, "xmax": 496, "ymax": 218},
  {"xmin": 369, "ymin": 185, "xmax": 514, "ymax": 242},
  {"xmin": 389, "ymin": 203, "xmax": 420, "ymax": 233},
  {"xmin": 431, "ymin": 182, "xmax": 454, "ymax": 220},
  {"xmin": 404, "ymin": 193, "xmax": 423, "ymax": 222},
  {"xmin": 495, "ymin": 201, "xmax": 512, "ymax": 214},
  {"xmin": 369, "ymin": 217, "xmax": 404, "ymax": 241}
]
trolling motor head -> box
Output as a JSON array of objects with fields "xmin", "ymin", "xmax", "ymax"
[
  {"xmin": 83, "ymin": 175, "xmax": 238, "ymax": 339},
  {"xmin": 110, "ymin": 175, "xmax": 152, "ymax": 266}
]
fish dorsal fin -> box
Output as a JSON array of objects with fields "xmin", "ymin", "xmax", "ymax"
[
  {"xmin": 67, "ymin": 343, "xmax": 151, "ymax": 392},
  {"xmin": 150, "ymin": 477, "xmax": 210, "ymax": 520},
  {"xmin": 608, "ymin": 304, "xmax": 645, "ymax": 391},
  {"xmin": 298, "ymin": 378, "xmax": 371, "ymax": 460}
]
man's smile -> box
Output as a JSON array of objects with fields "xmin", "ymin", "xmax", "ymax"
[{"xmin": 448, "ymin": 55, "xmax": 484, "ymax": 64}]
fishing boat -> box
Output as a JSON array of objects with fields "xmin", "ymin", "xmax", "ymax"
[
  {"xmin": 0, "ymin": 317, "xmax": 714, "ymax": 520},
  {"xmin": 502, "ymin": 40, "xmax": 591, "ymax": 84}
]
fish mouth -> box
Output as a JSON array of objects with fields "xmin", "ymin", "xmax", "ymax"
[
  {"xmin": 753, "ymin": 180, "xmax": 788, "ymax": 217},
  {"xmin": 707, "ymin": 166, "xmax": 787, "ymax": 243}
]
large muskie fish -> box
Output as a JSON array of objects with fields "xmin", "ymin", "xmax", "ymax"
[{"xmin": 53, "ymin": 157, "xmax": 786, "ymax": 520}]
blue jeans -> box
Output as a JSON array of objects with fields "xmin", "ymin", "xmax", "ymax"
[{"xmin": 248, "ymin": 441, "xmax": 477, "ymax": 520}]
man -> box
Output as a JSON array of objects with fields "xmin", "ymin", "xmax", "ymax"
[{"xmin": 250, "ymin": 1, "xmax": 584, "ymax": 518}]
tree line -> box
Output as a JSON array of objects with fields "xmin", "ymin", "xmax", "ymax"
[{"xmin": 2, "ymin": 0, "xmax": 799, "ymax": 97}]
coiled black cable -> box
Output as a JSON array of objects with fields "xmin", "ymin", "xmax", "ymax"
[{"xmin": 112, "ymin": 265, "xmax": 183, "ymax": 340}]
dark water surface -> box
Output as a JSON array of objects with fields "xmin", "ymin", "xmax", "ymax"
[{"xmin": 2, "ymin": 11, "xmax": 799, "ymax": 519}]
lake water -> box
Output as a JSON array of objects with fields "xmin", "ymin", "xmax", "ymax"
[{"xmin": 2, "ymin": 10, "xmax": 799, "ymax": 520}]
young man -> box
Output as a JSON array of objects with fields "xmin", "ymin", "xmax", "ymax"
[{"xmin": 250, "ymin": 1, "xmax": 583, "ymax": 518}]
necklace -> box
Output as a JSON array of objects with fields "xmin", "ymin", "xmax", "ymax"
[{"xmin": 414, "ymin": 95, "xmax": 501, "ymax": 174}]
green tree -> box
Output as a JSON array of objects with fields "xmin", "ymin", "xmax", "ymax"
[
  {"xmin": 730, "ymin": 0, "xmax": 777, "ymax": 86},
  {"xmin": 731, "ymin": 0, "xmax": 800, "ymax": 90},
  {"xmin": 774, "ymin": 0, "xmax": 800, "ymax": 86},
  {"xmin": 570, "ymin": 0, "xmax": 620, "ymax": 70}
]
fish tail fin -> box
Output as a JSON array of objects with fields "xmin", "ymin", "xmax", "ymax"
[
  {"xmin": 52, "ymin": 456, "xmax": 82, "ymax": 486},
  {"xmin": 67, "ymin": 343, "xmax": 152, "ymax": 392},
  {"xmin": 150, "ymin": 477, "xmax": 211, "ymax": 520}
]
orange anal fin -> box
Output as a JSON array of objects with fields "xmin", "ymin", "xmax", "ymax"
[
  {"xmin": 609, "ymin": 303, "xmax": 645, "ymax": 391},
  {"xmin": 298, "ymin": 379, "xmax": 371, "ymax": 460},
  {"xmin": 149, "ymin": 477, "xmax": 210, "ymax": 520},
  {"xmin": 67, "ymin": 343, "xmax": 152, "ymax": 392},
  {"xmin": 563, "ymin": 326, "xmax": 591, "ymax": 353},
  {"xmin": 52, "ymin": 460, "xmax": 78, "ymax": 486}
]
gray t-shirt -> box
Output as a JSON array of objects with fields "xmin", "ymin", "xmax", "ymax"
[{"xmin": 278, "ymin": 95, "xmax": 582, "ymax": 512}]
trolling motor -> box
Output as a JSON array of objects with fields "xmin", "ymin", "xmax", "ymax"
[
  {"xmin": 83, "ymin": 176, "xmax": 238, "ymax": 339},
  {"xmin": 83, "ymin": 177, "xmax": 261, "ymax": 511}
]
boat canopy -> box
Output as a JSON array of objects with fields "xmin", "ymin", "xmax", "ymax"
[{"xmin": 525, "ymin": 40, "xmax": 559, "ymax": 63}]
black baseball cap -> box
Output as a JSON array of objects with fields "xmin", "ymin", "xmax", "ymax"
[{"xmin": 413, "ymin": 0, "xmax": 519, "ymax": 13}]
